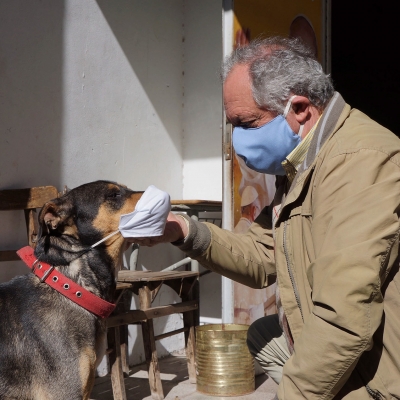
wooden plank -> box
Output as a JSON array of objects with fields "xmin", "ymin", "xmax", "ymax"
[
  {"xmin": 0, "ymin": 250, "xmax": 20, "ymax": 262},
  {"xmin": 115, "ymin": 282, "xmax": 133, "ymax": 291},
  {"xmin": 171, "ymin": 200, "xmax": 222, "ymax": 206},
  {"xmin": 170, "ymin": 201, "xmax": 222, "ymax": 214},
  {"xmin": 117, "ymin": 270, "xmax": 198, "ymax": 282},
  {"xmin": 154, "ymin": 327, "xmax": 188, "ymax": 342},
  {"xmin": 0, "ymin": 186, "xmax": 58, "ymax": 210},
  {"xmin": 106, "ymin": 300, "xmax": 198, "ymax": 328}
]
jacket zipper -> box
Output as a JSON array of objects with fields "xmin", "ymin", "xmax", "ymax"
[
  {"xmin": 283, "ymin": 221, "xmax": 304, "ymax": 321},
  {"xmin": 283, "ymin": 224, "xmax": 381, "ymax": 400},
  {"xmin": 365, "ymin": 385, "xmax": 382, "ymax": 399}
]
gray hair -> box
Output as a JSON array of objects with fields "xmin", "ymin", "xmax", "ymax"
[{"xmin": 221, "ymin": 37, "xmax": 334, "ymax": 114}]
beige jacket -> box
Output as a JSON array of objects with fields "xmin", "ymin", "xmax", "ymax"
[{"xmin": 178, "ymin": 93, "xmax": 400, "ymax": 399}]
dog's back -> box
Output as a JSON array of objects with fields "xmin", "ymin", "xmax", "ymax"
[{"xmin": 0, "ymin": 275, "xmax": 98, "ymax": 399}]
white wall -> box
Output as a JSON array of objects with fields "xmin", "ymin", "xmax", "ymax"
[
  {"xmin": 182, "ymin": 1, "xmax": 223, "ymax": 200},
  {"xmin": 62, "ymin": 0, "xmax": 185, "ymax": 196},
  {"xmin": 0, "ymin": 0, "xmax": 66, "ymax": 279},
  {"xmin": 0, "ymin": 0, "xmax": 223, "ymax": 369}
]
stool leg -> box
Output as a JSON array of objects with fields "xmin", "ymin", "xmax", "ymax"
[
  {"xmin": 120, "ymin": 325, "xmax": 129, "ymax": 375},
  {"xmin": 119, "ymin": 290, "xmax": 133, "ymax": 375},
  {"xmin": 108, "ymin": 326, "xmax": 127, "ymax": 400},
  {"xmin": 139, "ymin": 286, "xmax": 164, "ymax": 400},
  {"xmin": 183, "ymin": 313, "xmax": 196, "ymax": 384},
  {"xmin": 183, "ymin": 279, "xmax": 199, "ymax": 384}
]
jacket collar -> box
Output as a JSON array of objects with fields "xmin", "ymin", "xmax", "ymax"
[
  {"xmin": 17, "ymin": 246, "xmax": 116, "ymax": 319},
  {"xmin": 302, "ymin": 92, "xmax": 347, "ymax": 172},
  {"xmin": 276, "ymin": 93, "xmax": 350, "ymax": 221},
  {"xmin": 282, "ymin": 116, "xmax": 321, "ymax": 183}
]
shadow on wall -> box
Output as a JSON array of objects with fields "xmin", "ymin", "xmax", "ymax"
[
  {"xmin": 95, "ymin": 0, "xmax": 183, "ymax": 160},
  {"xmin": 0, "ymin": 0, "xmax": 64, "ymax": 279},
  {"xmin": 0, "ymin": 0, "xmax": 64, "ymax": 189},
  {"xmin": 95, "ymin": 0, "xmax": 222, "ymax": 160}
]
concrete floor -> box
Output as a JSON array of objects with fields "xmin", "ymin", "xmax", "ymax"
[{"xmin": 90, "ymin": 353, "xmax": 277, "ymax": 400}]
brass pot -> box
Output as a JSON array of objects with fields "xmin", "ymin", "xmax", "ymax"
[{"xmin": 196, "ymin": 324, "xmax": 255, "ymax": 396}]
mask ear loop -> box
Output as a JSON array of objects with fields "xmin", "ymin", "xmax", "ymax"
[
  {"xmin": 90, "ymin": 230, "xmax": 120, "ymax": 249},
  {"xmin": 61, "ymin": 229, "xmax": 121, "ymax": 265},
  {"xmin": 283, "ymin": 95, "xmax": 305, "ymax": 138},
  {"xmin": 283, "ymin": 95, "xmax": 297, "ymax": 117},
  {"xmin": 298, "ymin": 123, "xmax": 305, "ymax": 138}
]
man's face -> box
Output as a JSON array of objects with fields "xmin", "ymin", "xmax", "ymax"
[{"xmin": 223, "ymin": 64, "xmax": 276, "ymax": 128}]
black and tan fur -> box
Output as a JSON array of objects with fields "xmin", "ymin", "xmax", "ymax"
[{"xmin": 0, "ymin": 181, "xmax": 142, "ymax": 400}]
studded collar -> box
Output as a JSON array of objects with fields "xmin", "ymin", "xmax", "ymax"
[{"xmin": 17, "ymin": 246, "xmax": 116, "ymax": 319}]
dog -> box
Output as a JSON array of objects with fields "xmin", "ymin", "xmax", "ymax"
[{"xmin": 0, "ymin": 181, "xmax": 142, "ymax": 400}]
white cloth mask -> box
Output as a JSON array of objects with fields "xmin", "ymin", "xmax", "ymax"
[
  {"xmin": 89, "ymin": 185, "xmax": 170, "ymax": 249},
  {"xmin": 119, "ymin": 185, "xmax": 170, "ymax": 238}
]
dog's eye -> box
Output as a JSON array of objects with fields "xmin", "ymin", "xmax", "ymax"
[{"xmin": 107, "ymin": 192, "xmax": 121, "ymax": 199}]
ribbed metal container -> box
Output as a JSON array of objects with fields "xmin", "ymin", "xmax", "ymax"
[{"xmin": 196, "ymin": 324, "xmax": 255, "ymax": 396}]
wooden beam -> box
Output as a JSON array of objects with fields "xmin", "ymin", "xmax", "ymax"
[
  {"xmin": 107, "ymin": 299, "xmax": 198, "ymax": 328},
  {"xmin": 117, "ymin": 269, "xmax": 198, "ymax": 282},
  {"xmin": 0, "ymin": 186, "xmax": 58, "ymax": 210},
  {"xmin": 0, "ymin": 250, "xmax": 20, "ymax": 262},
  {"xmin": 154, "ymin": 327, "xmax": 188, "ymax": 342}
]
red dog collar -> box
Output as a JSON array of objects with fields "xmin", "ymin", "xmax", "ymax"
[{"xmin": 17, "ymin": 246, "xmax": 116, "ymax": 319}]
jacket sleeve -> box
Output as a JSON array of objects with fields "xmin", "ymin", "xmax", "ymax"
[
  {"xmin": 176, "ymin": 204, "xmax": 277, "ymax": 289},
  {"xmin": 278, "ymin": 143, "xmax": 400, "ymax": 399}
]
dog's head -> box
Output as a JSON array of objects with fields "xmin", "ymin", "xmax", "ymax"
[{"xmin": 35, "ymin": 181, "xmax": 143, "ymax": 265}]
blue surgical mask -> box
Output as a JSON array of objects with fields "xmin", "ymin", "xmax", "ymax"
[{"xmin": 232, "ymin": 96, "xmax": 303, "ymax": 175}]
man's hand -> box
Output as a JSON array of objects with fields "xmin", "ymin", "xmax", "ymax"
[{"xmin": 125, "ymin": 212, "xmax": 188, "ymax": 247}]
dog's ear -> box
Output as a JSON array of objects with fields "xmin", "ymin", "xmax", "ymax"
[{"xmin": 39, "ymin": 202, "xmax": 63, "ymax": 233}]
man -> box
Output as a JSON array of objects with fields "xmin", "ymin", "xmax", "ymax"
[
  {"xmin": 234, "ymin": 185, "xmax": 261, "ymax": 233},
  {"xmin": 132, "ymin": 37, "xmax": 400, "ymax": 399}
]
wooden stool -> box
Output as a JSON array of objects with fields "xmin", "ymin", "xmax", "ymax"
[{"xmin": 107, "ymin": 270, "xmax": 199, "ymax": 400}]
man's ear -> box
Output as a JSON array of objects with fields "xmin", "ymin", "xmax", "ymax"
[{"xmin": 290, "ymin": 96, "xmax": 311, "ymax": 124}]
